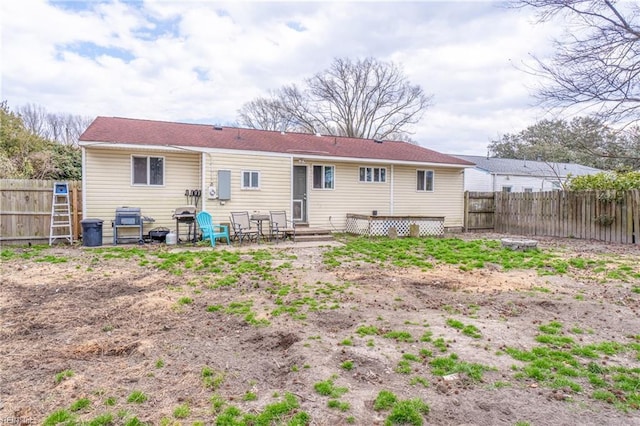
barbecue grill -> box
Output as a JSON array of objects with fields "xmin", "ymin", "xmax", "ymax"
[
  {"xmin": 112, "ymin": 207, "xmax": 154, "ymax": 245},
  {"xmin": 172, "ymin": 206, "xmax": 197, "ymax": 243}
]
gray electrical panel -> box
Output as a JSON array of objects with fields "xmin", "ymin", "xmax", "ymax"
[{"xmin": 218, "ymin": 170, "xmax": 231, "ymax": 200}]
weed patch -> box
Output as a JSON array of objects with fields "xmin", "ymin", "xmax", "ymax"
[
  {"xmin": 445, "ymin": 318, "xmax": 482, "ymax": 339},
  {"xmin": 383, "ymin": 330, "xmax": 414, "ymax": 342},
  {"xmin": 314, "ymin": 377, "xmax": 348, "ymax": 398},
  {"xmin": 506, "ymin": 325, "xmax": 640, "ymax": 410},
  {"xmin": 429, "ymin": 354, "xmax": 493, "ymax": 381},
  {"xmin": 54, "ymin": 369, "xmax": 74, "ymax": 384},
  {"xmin": 322, "ymin": 237, "xmax": 638, "ymax": 280},
  {"xmin": 214, "ymin": 392, "xmax": 307, "ymax": 425},
  {"xmin": 373, "ymin": 390, "xmax": 430, "ymax": 425},
  {"xmin": 127, "ymin": 390, "xmax": 148, "ymax": 404},
  {"xmin": 202, "ymin": 366, "xmax": 225, "ymax": 390}
]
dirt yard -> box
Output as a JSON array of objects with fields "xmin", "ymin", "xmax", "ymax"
[{"xmin": 1, "ymin": 234, "xmax": 639, "ymax": 426}]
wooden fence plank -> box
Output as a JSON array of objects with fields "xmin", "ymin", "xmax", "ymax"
[
  {"xmin": 0, "ymin": 179, "xmax": 82, "ymax": 244},
  {"xmin": 465, "ymin": 189, "xmax": 636, "ymax": 244},
  {"xmin": 630, "ymin": 189, "xmax": 640, "ymax": 246}
]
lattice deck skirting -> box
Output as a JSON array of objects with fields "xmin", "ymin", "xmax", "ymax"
[{"xmin": 345, "ymin": 214, "xmax": 445, "ymax": 237}]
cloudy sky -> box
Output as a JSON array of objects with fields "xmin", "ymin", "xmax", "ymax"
[{"xmin": 1, "ymin": 0, "xmax": 562, "ymax": 155}]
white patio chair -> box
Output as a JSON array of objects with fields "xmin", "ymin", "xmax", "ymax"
[{"xmin": 269, "ymin": 210, "xmax": 296, "ymax": 243}]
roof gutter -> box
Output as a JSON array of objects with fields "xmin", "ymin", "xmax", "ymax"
[
  {"xmin": 79, "ymin": 141, "xmax": 470, "ymax": 168},
  {"xmin": 78, "ymin": 141, "xmax": 192, "ymax": 152}
]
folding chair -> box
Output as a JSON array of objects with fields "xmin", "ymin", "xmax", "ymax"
[
  {"xmin": 269, "ymin": 210, "xmax": 296, "ymax": 243},
  {"xmin": 229, "ymin": 211, "xmax": 259, "ymax": 244},
  {"xmin": 196, "ymin": 211, "xmax": 230, "ymax": 247}
]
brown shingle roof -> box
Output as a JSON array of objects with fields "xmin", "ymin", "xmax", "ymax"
[{"xmin": 80, "ymin": 117, "xmax": 473, "ymax": 166}]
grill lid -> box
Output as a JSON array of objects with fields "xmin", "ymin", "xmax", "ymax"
[
  {"xmin": 116, "ymin": 207, "xmax": 141, "ymax": 215},
  {"xmin": 173, "ymin": 206, "xmax": 196, "ymax": 216},
  {"xmin": 173, "ymin": 205, "xmax": 196, "ymax": 218}
]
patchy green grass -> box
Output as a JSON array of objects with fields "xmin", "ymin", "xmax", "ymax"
[
  {"xmin": 445, "ymin": 318, "xmax": 482, "ymax": 339},
  {"xmin": 219, "ymin": 300, "xmax": 270, "ymax": 327},
  {"xmin": 214, "ymin": 393, "xmax": 308, "ymax": 425},
  {"xmin": 323, "ymin": 237, "xmax": 639, "ymax": 280},
  {"xmin": 43, "ymin": 409, "xmax": 75, "ymax": 426},
  {"xmin": 383, "ymin": 330, "xmax": 414, "ymax": 342},
  {"xmin": 429, "ymin": 354, "xmax": 494, "ymax": 381},
  {"xmin": 327, "ymin": 399, "xmax": 350, "ymax": 412},
  {"xmin": 373, "ymin": 390, "xmax": 430, "ymax": 425},
  {"xmin": 14, "ymin": 236, "xmax": 640, "ymax": 423},
  {"xmin": 242, "ymin": 391, "xmax": 258, "ymax": 401},
  {"xmin": 173, "ymin": 403, "xmax": 190, "ymax": 419},
  {"xmin": 356, "ymin": 325, "xmax": 380, "ymax": 337},
  {"xmin": 69, "ymin": 398, "xmax": 91, "ymax": 412},
  {"xmin": 202, "ymin": 366, "xmax": 225, "ymax": 390},
  {"xmin": 314, "ymin": 377, "xmax": 348, "ymax": 398},
  {"xmin": 341, "ymin": 360, "xmax": 355, "ymax": 371},
  {"xmin": 54, "ymin": 369, "xmax": 74, "ymax": 384},
  {"xmin": 126, "ymin": 390, "xmax": 148, "ymax": 404},
  {"xmin": 506, "ymin": 322, "xmax": 640, "ymax": 410}
]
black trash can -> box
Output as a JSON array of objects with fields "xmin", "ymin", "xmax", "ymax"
[{"xmin": 81, "ymin": 218, "xmax": 104, "ymax": 247}]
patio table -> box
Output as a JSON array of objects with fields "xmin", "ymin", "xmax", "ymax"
[{"xmin": 250, "ymin": 214, "xmax": 270, "ymax": 243}]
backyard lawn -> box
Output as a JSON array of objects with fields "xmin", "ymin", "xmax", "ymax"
[{"xmin": 1, "ymin": 234, "xmax": 639, "ymax": 425}]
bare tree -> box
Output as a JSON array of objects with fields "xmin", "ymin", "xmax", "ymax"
[
  {"xmin": 237, "ymin": 57, "xmax": 432, "ymax": 140},
  {"xmin": 17, "ymin": 103, "xmax": 49, "ymax": 138},
  {"xmin": 16, "ymin": 103, "xmax": 93, "ymax": 146},
  {"xmin": 237, "ymin": 94, "xmax": 292, "ymax": 132},
  {"xmin": 46, "ymin": 113, "xmax": 93, "ymax": 146},
  {"xmin": 511, "ymin": 0, "xmax": 640, "ymax": 125}
]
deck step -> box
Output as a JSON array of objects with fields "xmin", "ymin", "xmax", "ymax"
[
  {"xmin": 294, "ymin": 227, "xmax": 334, "ymax": 242},
  {"xmin": 295, "ymin": 234, "xmax": 335, "ymax": 243}
]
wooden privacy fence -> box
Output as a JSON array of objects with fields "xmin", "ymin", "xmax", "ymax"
[
  {"xmin": 493, "ymin": 190, "xmax": 639, "ymax": 245},
  {"xmin": 0, "ymin": 179, "xmax": 82, "ymax": 244},
  {"xmin": 464, "ymin": 192, "xmax": 495, "ymax": 230}
]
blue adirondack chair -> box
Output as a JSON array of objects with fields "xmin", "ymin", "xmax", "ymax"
[{"xmin": 196, "ymin": 211, "xmax": 230, "ymax": 247}]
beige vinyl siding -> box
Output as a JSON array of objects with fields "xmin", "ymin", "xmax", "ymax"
[
  {"xmin": 307, "ymin": 162, "xmax": 391, "ymax": 229},
  {"xmin": 307, "ymin": 163, "xmax": 464, "ymax": 229},
  {"xmin": 84, "ymin": 147, "xmax": 200, "ymax": 243},
  {"xmin": 392, "ymin": 166, "xmax": 465, "ymax": 227},
  {"xmin": 202, "ymin": 152, "xmax": 291, "ymax": 226}
]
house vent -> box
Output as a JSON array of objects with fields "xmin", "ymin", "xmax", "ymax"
[{"xmin": 213, "ymin": 126, "xmax": 223, "ymax": 130}]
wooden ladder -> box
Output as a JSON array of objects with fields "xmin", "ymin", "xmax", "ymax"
[{"xmin": 49, "ymin": 182, "xmax": 73, "ymax": 245}]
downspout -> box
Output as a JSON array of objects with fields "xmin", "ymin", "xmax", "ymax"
[
  {"xmin": 201, "ymin": 152, "xmax": 207, "ymax": 212},
  {"xmin": 390, "ymin": 164, "xmax": 394, "ymax": 215},
  {"xmin": 289, "ymin": 157, "xmax": 294, "ymax": 217},
  {"xmin": 81, "ymin": 146, "xmax": 86, "ymax": 219}
]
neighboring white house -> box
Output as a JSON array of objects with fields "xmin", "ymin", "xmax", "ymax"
[{"xmin": 452, "ymin": 155, "xmax": 602, "ymax": 193}]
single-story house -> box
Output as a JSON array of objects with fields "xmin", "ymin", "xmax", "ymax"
[
  {"xmin": 451, "ymin": 155, "xmax": 601, "ymax": 193},
  {"xmin": 79, "ymin": 117, "xmax": 474, "ymax": 243}
]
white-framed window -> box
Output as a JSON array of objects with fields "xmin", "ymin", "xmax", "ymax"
[
  {"xmin": 416, "ymin": 169, "xmax": 434, "ymax": 191},
  {"xmin": 313, "ymin": 165, "xmax": 334, "ymax": 189},
  {"xmin": 132, "ymin": 155, "xmax": 164, "ymax": 186},
  {"xmin": 502, "ymin": 186, "xmax": 512, "ymax": 193},
  {"xmin": 359, "ymin": 166, "xmax": 386, "ymax": 183},
  {"xmin": 524, "ymin": 187, "xmax": 533, "ymax": 193},
  {"xmin": 241, "ymin": 170, "xmax": 260, "ymax": 189}
]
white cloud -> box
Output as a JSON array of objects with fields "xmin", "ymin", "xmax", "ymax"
[{"xmin": 1, "ymin": 0, "xmax": 563, "ymax": 154}]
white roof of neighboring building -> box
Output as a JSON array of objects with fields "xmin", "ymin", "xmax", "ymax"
[{"xmin": 452, "ymin": 155, "xmax": 602, "ymax": 178}]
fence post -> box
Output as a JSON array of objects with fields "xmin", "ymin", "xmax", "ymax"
[{"xmin": 463, "ymin": 191, "xmax": 469, "ymax": 231}]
